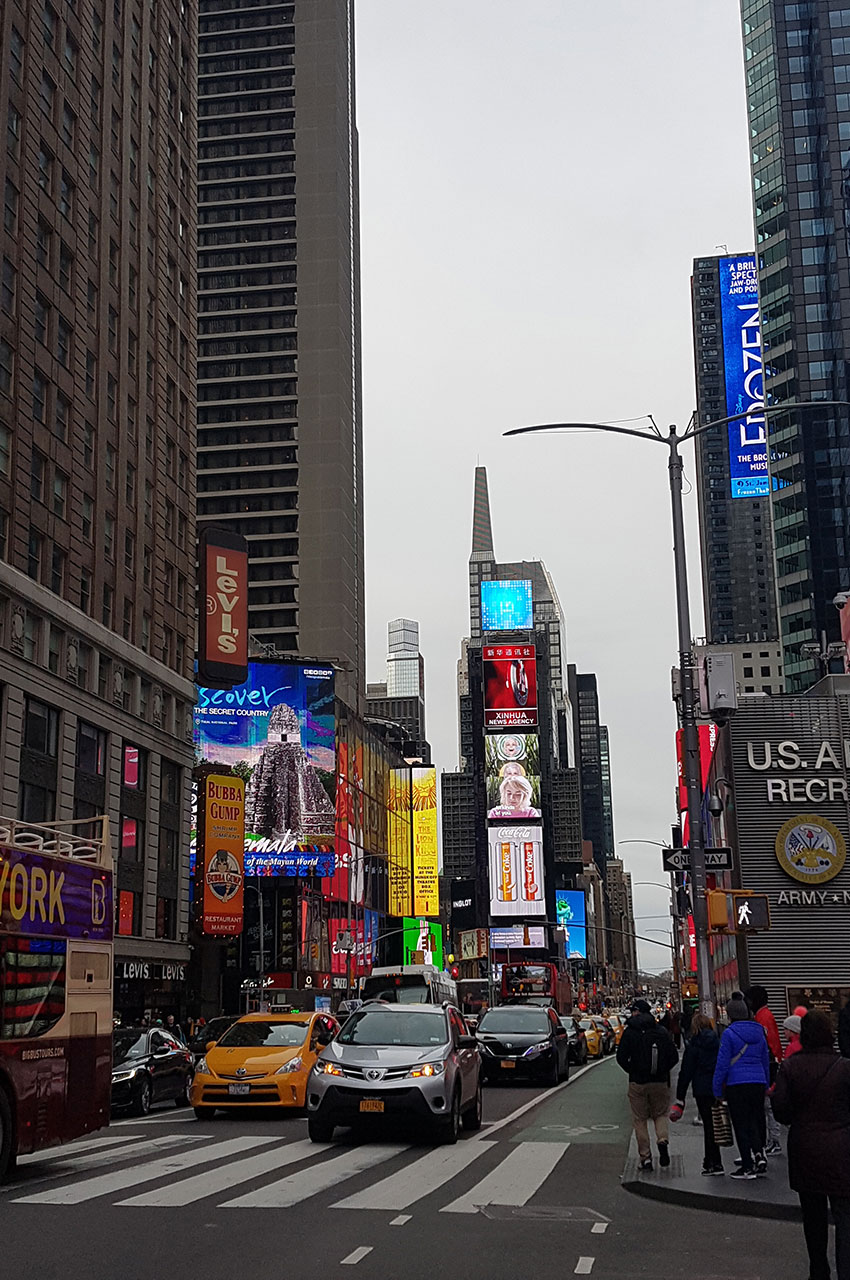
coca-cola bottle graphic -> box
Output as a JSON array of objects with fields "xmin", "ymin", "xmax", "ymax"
[
  {"xmin": 497, "ymin": 841, "xmax": 517, "ymax": 902},
  {"xmin": 521, "ymin": 841, "xmax": 539, "ymax": 902}
]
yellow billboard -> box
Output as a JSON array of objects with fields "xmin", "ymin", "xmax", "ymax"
[
  {"xmin": 412, "ymin": 767, "xmax": 439, "ymax": 917},
  {"xmin": 387, "ymin": 769, "xmax": 412, "ymax": 917}
]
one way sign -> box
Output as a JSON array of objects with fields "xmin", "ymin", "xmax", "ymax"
[{"xmin": 661, "ymin": 847, "xmax": 734, "ymax": 873}]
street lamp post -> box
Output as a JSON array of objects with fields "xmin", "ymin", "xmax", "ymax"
[{"xmin": 506, "ymin": 400, "xmax": 850, "ymax": 1019}]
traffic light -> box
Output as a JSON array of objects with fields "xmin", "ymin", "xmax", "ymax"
[
  {"xmin": 730, "ymin": 892, "xmax": 770, "ymax": 933},
  {"xmin": 449, "ymin": 963, "xmax": 460, "ymax": 980},
  {"xmin": 707, "ymin": 890, "xmax": 729, "ymax": 931}
]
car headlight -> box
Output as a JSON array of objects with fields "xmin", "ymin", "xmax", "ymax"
[
  {"xmin": 523, "ymin": 1041, "xmax": 552, "ymax": 1059},
  {"xmin": 314, "ymin": 1060, "xmax": 344, "ymax": 1076},
  {"xmin": 276, "ymin": 1056, "xmax": 303, "ymax": 1075},
  {"xmin": 407, "ymin": 1061, "xmax": 446, "ymax": 1078},
  {"xmin": 195, "ymin": 1057, "xmax": 210, "ymax": 1076},
  {"xmin": 478, "ymin": 1041, "xmax": 495, "ymax": 1055},
  {"xmin": 112, "ymin": 1067, "xmax": 141, "ymax": 1082}
]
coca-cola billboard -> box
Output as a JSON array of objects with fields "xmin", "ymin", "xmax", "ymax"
[{"xmin": 487, "ymin": 825, "xmax": 545, "ymax": 917}]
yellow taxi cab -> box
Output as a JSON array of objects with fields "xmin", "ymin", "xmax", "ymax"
[
  {"xmin": 190, "ymin": 1011, "xmax": 338, "ymax": 1116},
  {"xmin": 607, "ymin": 1013, "xmax": 626, "ymax": 1046},
  {"xmin": 578, "ymin": 1018, "xmax": 603, "ymax": 1058}
]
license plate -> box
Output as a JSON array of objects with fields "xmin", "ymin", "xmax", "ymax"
[
  {"xmin": 500, "ymin": 1060, "xmax": 516, "ymax": 1069},
  {"xmin": 359, "ymin": 1099, "xmax": 384, "ymax": 1113},
  {"xmin": 228, "ymin": 1083, "xmax": 250, "ymax": 1096}
]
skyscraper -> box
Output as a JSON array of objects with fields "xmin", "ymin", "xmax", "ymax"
[
  {"xmin": 572, "ymin": 671, "xmax": 609, "ymax": 876},
  {"xmin": 0, "ymin": 0, "xmax": 197, "ymax": 1002},
  {"xmin": 739, "ymin": 1, "xmax": 850, "ymax": 688},
  {"xmin": 196, "ymin": 0, "xmax": 364, "ymax": 707},
  {"xmin": 366, "ymin": 618, "xmax": 430, "ymax": 762},
  {"xmin": 691, "ymin": 253, "xmax": 778, "ymax": 643}
]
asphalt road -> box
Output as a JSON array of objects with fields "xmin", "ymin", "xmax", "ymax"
[{"xmin": 1, "ymin": 1056, "xmax": 813, "ymax": 1279}]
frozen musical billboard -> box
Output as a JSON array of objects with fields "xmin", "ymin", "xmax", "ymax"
[
  {"xmin": 483, "ymin": 644, "xmax": 538, "ymax": 730},
  {"xmin": 488, "ymin": 825, "xmax": 545, "ymax": 917}
]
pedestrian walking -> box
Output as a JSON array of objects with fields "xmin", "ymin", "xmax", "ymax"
[
  {"xmin": 673, "ymin": 1014, "xmax": 723, "ymax": 1175},
  {"xmin": 746, "ymin": 986, "xmax": 783, "ymax": 1156},
  {"xmin": 616, "ymin": 999, "xmax": 679, "ymax": 1171},
  {"xmin": 166, "ymin": 1014, "xmax": 186, "ymax": 1044},
  {"xmin": 713, "ymin": 994, "xmax": 770, "ymax": 1181},
  {"xmin": 784, "ymin": 1015, "xmax": 803, "ymax": 1060},
  {"xmin": 772, "ymin": 1009, "xmax": 850, "ymax": 1280}
]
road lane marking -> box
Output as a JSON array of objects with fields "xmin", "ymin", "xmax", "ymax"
[
  {"xmin": 8, "ymin": 1136, "xmax": 201, "ymax": 1190},
  {"xmin": 12, "ymin": 1136, "xmax": 272, "ymax": 1204},
  {"xmin": 390, "ymin": 1215, "xmax": 411, "ymax": 1225},
  {"xmin": 442, "ymin": 1141, "xmax": 570, "ymax": 1214},
  {"xmin": 334, "ymin": 1141, "xmax": 496, "ymax": 1211},
  {"xmin": 112, "ymin": 1111, "xmax": 204, "ymax": 1125},
  {"xmin": 575, "ymin": 1259, "xmax": 595, "ymax": 1274},
  {"xmin": 118, "ymin": 1138, "xmax": 320, "ymax": 1206},
  {"xmin": 479, "ymin": 1057, "xmax": 610, "ymax": 1140},
  {"xmin": 222, "ymin": 1144, "xmax": 407, "ymax": 1209},
  {"xmin": 591, "ymin": 1222, "xmax": 608, "ymax": 1234},
  {"xmin": 18, "ymin": 1134, "xmax": 145, "ymax": 1165},
  {"xmin": 341, "ymin": 1248, "xmax": 373, "ymax": 1266}
]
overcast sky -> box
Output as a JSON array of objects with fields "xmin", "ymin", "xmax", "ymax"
[{"xmin": 355, "ymin": 1, "xmax": 754, "ymax": 972}]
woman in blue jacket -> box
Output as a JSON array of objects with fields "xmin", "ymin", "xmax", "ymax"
[
  {"xmin": 675, "ymin": 1014, "xmax": 723, "ymax": 1174},
  {"xmin": 713, "ymin": 994, "xmax": 771, "ymax": 1180}
]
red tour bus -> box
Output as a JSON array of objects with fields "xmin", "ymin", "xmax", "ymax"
[
  {"xmin": 501, "ymin": 961, "xmax": 572, "ymax": 1015},
  {"xmin": 0, "ymin": 814, "xmax": 113, "ymax": 1181}
]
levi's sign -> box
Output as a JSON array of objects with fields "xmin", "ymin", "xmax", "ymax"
[
  {"xmin": 662, "ymin": 847, "xmax": 734, "ymax": 872},
  {"xmin": 197, "ymin": 527, "xmax": 249, "ymax": 687}
]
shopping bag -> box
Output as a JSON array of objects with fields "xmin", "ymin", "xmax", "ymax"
[{"xmin": 711, "ymin": 1099, "xmax": 734, "ymax": 1147}]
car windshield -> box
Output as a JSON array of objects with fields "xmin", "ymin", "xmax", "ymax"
[
  {"xmin": 336, "ymin": 1010, "xmax": 448, "ymax": 1047},
  {"xmin": 360, "ymin": 976, "xmax": 434, "ymax": 1004},
  {"xmin": 478, "ymin": 1008, "xmax": 551, "ymax": 1035},
  {"xmin": 579, "ymin": 1020, "xmax": 596, "ymax": 1032},
  {"xmin": 217, "ymin": 1020, "xmax": 310, "ymax": 1048},
  {"xmin": 559, "ymin": 1019, "xmax": 576, "ymax": 1033},
  {"xmin": 113, "ymin": 1030, "xmax": 148, "ymax": 1062}
]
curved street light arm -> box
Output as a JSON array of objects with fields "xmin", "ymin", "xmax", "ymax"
[
  {"xmin": 504, "ymin": 421, "xmax": 669, "ymax": 445},
  {"xmin": 681, "ymin": 399, "xmax": 850, "ymax": 444}
]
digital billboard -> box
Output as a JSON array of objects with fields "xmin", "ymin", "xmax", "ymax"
[
  {"xmin": 485, "ymin": 733, "xmax": 541, "ymax": 819},
  {"xmin": 490, "ymin": 925, "xmax": 546, "ymax": 949},
  {"xmin": 387, "ymin": 769, "xmax": 412, "ymax": 917},
  {"xmin": 402, "ymin": 917, "xmax": 444, "ymax": 969},
  {"xmin": 483, "ymin": 644, "xmax": 538, "ymax": 730},
  {"xmin": 555, "ymin": 889, "xmax": 587, "ymax": 960},
  {"xmin": 194, "ymin": 661, "xmax": 336, "ymax": 871},
  {"xmin": 412, "ymin": 767, "xmax": 439, "ymax": 917},
  {"xmin": 197, "ymin": 526, "xmax": 249, "ymax": 688},
  {"xmin": 481, "ymin": 579, "xmax": 533, "ymax": 632},
  {"xmin": 718, "ymin": 255, "xmax": 768, "ymax": 500},
  {"xmin": 488, "ymin": 825, "xmax": 545, "ymax": 916}
]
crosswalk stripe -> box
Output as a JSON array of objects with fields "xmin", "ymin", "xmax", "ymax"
[
  {"xmin": 118, "ymin": 1139, "xmax": 322, "ymax": 1206},
  {"xmin": 112, "ymin": 1111, "xmax": 201, "ymax": 1126},
  {"xmin": 441, "ymin": 1141, "xmax": 570, "ymax": 1214},
  {"xmin": 12, "ymin": 1135, "xmax": 273, "ymax": 1205},
  {"xmin": 222, "ymin": 1143, "xmax": 407, "ymax": 1209},
  {"xmin": 7, "ymin": 1136, "xmax": 202, "ymax": 1194},
  {"xmin": 333, "ymin": 1140, "xmax": 496, "ymax": 1212},
  {"xmin": 18, "ymin": 1134, "xmax": 144, "ymax": 1165}
]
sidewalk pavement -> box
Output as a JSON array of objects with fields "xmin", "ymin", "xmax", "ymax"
[{"xmin": 621, "ymin": 1091, "xmax": 799, "ymax": 1220}]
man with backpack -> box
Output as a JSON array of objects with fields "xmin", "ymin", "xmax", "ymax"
[{"xmin": 617, "ymin": 999, "xmax": 680, "ymax": 1170}]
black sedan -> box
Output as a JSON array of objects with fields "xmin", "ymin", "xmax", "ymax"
[
  {"xmin": 187, "ymin": 1015, "xmax": 239, "ymax": 1064},
  {"xmin": 111, "ymin": 1028, "xmax": 194, "ymax": 1115},
  {"xmin": 476, "ymin": 1005, "xmax": 569, "ymax": 1085},
  {"xmin": 559, "ymin": 1016, "xmax": 589, "ymax": 1065}
]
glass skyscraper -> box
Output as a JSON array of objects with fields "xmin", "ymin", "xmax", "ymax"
[{"xmin": 740, "ymin": 0, "xmax": 850, "ymax": 688}]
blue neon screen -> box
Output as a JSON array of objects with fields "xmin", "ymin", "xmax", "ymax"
[
  {"xmin": 718, "ymin": 255, "xmax": 768, "ymax": 499},
  {"xmin": 555, "ymin": 889, "xmax": 587, "ymax": 960},
  {"xmin": 481, "ymin": 579, "xmax": 533, "ymax": 631}
]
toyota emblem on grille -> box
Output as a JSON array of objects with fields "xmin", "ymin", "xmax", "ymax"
[
  {"xmin": 236, "ymin": 1067, "xmax": 247, "ymax": 1078},
  {"xmin": 366, "ymin": 1069, "xmax": 384, "ymax": 1081}
]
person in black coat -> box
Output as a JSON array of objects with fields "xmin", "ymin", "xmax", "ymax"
[
  {"xmin": 674, "ymin": 1014, "xmax": 723, "ymax": 1175},
  {"xmin": 838, "ymin": 1000, "xmax": 850, "ymax": 1060},
  {"xmin": 772, "ymin": 1010, "xmax": 850, "ymax": 1280}
]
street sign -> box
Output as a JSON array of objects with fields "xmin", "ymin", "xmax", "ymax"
[{"xmin": 662, "ymin": 847, "xmax": 734, "ymax": 873}]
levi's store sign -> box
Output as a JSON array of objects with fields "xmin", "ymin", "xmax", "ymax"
[{"xmin": 198, "ymin": 527, "xmax": 249, "ymax": 688}]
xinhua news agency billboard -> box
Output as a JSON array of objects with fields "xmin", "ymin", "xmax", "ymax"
[
  {"xmin": 483, "ymin": 644, "xmax": 538, "ymax": 730},
  {"xmin": 718, "ymin": 255, "xmax": 768, "ymax": 500},
  {"xmin": 194, "ymin": 661, "xmax": 336, "ymax": 874}
]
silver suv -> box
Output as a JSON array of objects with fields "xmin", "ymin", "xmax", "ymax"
[{"xmin": 306, "ymin": 1002, "xmax": 481, "ymax": 1144}]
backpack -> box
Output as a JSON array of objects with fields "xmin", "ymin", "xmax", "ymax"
[{"xmin": 631, "ymin": 1025, "xmax": 677, "ymax": 1079}]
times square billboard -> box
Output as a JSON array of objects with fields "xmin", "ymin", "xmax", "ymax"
[
  {"xmin": 718, "ymin": 255, "xmax": 769, "ymax": 500},
  {"xmin": 194, "ymin": 661, "xmax": 336, "ymax": 874}
]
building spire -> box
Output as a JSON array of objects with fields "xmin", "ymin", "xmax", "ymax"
[{"xmin": 471, "ymin": 465, "xmax": 495, "ymax": 562}]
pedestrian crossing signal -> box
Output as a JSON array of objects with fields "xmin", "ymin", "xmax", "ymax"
[{"xmin": 731, "ymin": 892, "xmax": 770, "ymax": 933}]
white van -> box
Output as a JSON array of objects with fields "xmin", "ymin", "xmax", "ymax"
[{"xmin": 359, "ymin": 964, "xmax": 458, "ymax": 1007}]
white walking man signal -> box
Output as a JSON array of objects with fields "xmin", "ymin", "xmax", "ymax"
[{"xmin": 737, "ymin": 901, "xmax": 752, "ymax": 926}]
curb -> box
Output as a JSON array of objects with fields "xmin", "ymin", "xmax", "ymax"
[{"xmin": 621, "ymin": 1172, "xmax": 802, "ymax": 1222}]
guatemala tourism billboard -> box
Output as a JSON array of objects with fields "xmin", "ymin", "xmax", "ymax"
[
  {"xmin": 194, "ymin": 661, "xmax": 336, "ymax": 873},
  {"xmin": 718, "ymin": 254, "xmax": 769, "ymax": 500}
]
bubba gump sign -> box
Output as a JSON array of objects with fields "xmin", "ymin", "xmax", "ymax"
[{"xmin": 201, "ymin": 775, "xmax": 245, "ymax": 937}]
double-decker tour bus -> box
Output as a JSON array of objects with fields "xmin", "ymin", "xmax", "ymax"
[
  {"xmin": 0, "ymin": 814, "xmax": 113, "ymax": 1181},
  {"xmin": 500, "ymin": 961, "xmax": 572, "ymax": 1014}
]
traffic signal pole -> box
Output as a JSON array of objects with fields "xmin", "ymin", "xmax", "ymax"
[{"xmin": 667, "ymin": 427, "xmax": 715, "ymax": 1019}]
